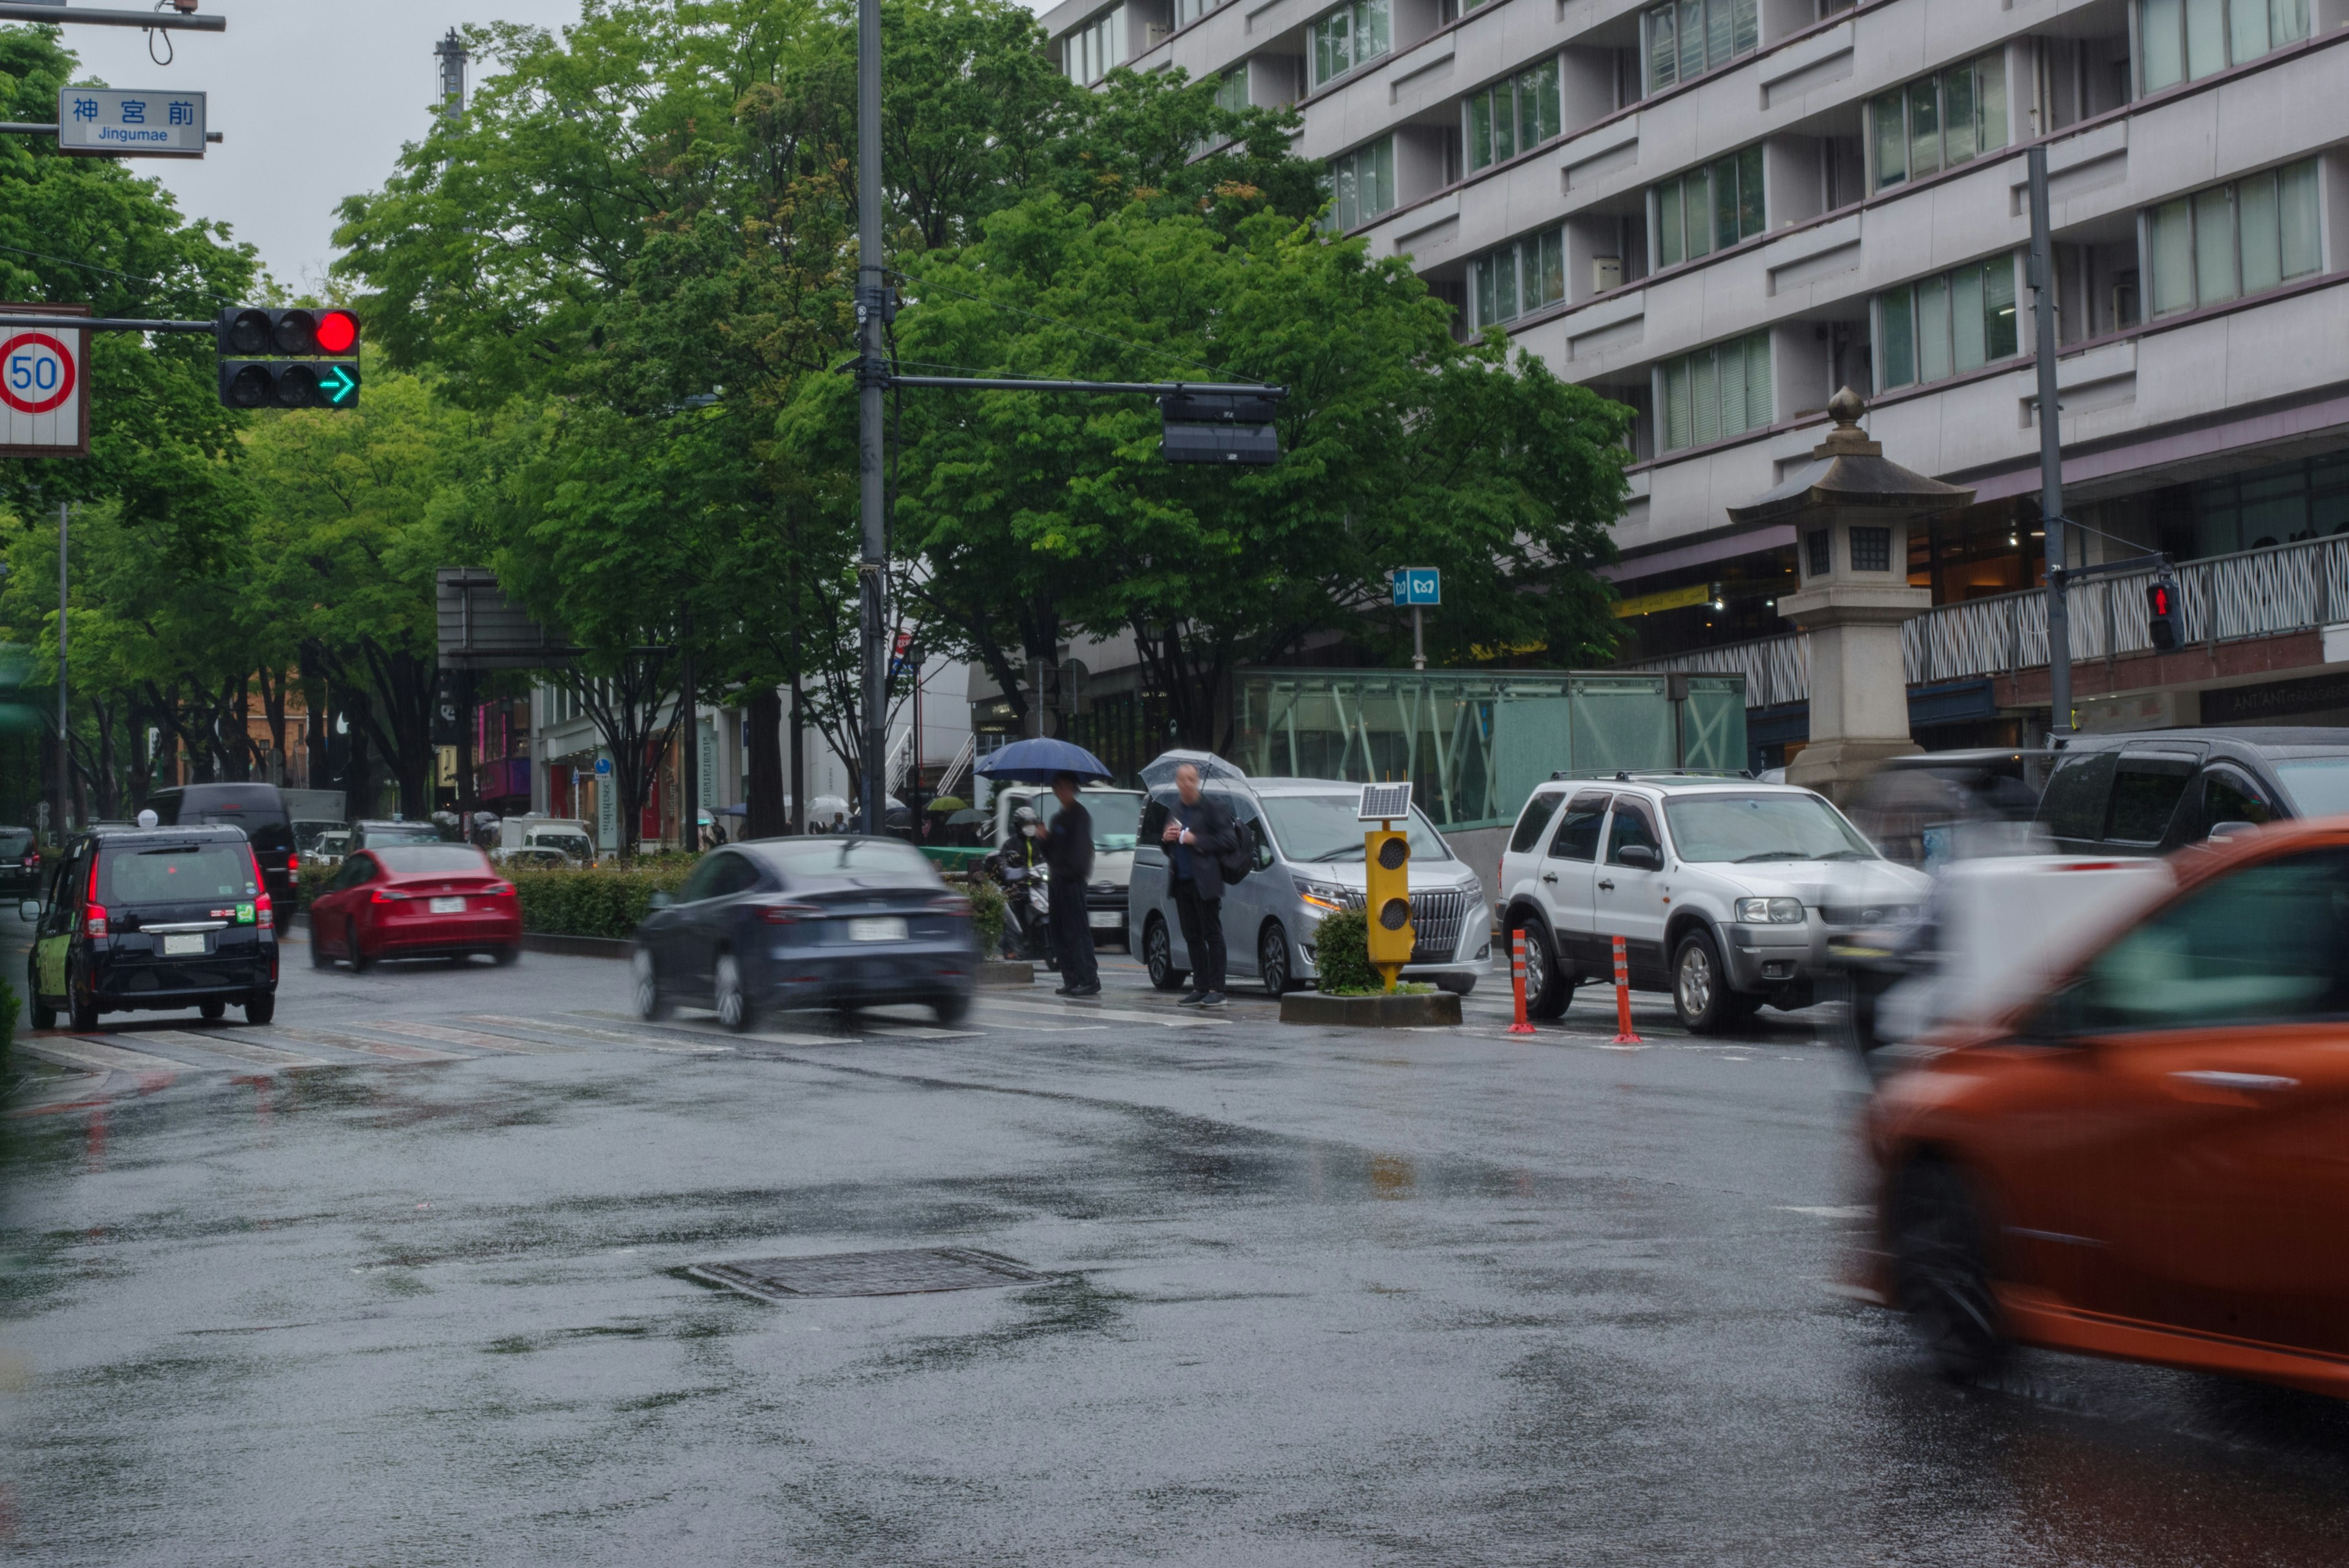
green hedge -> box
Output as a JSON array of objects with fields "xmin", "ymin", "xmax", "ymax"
[
  {"xmin": 962, "ymin": 877, "xmax": 1008, "ymax": 954},
  {"xmin": 1311, "ymin": 907, "xmax": 1383, "ymax": 995},
  {"xmin": 511, "ymin": 857, "xmax": 701, "ymax": 940}
]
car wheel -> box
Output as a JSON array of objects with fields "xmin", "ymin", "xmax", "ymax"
[
  {"xmin": 1259, "ymin": 922, "xmax": 1293, "ymax": 997},
  {"xmin": 714, "ymin": 952, "xmax": 753, "ymax": 1033},
  {"xmin": 492, "ymin": 944, "xmax": 520, "ymax": 967},
  {"xmin": 1143, "ymin": 916, "xmax": 1189, "ymax": 992},
  {"xmin": 1891, "ymin": 1159, "xmax": 2005, "ymax": 1381},
  {"xmin": 68, "ymin": 967, "xmax": 97, "ymax": 1033},
  {"xmin": 199, "ymin": 999, "xmax": 226, "ymax": 1022},
  {"xmin": 29, "ymin": 995, "xmax": 54, "ymax": 1030},
  {"xmin": 1672, "ymin": 929, "xmax": 1744, "ymax": 1035},
  {"xmin": 1516, "ymin": 917, "xmax": 1569, "ymax": 1019},
  {"xmin": 348, "ymin": 933, "xmax": 371, "ymax": 975},
  {"xmin": 934, "ymin": 992, "xmax": 972, "ymax": 1025},
  {"xmin": 631, "ymin": 948, "xmax": 669, "ymax": 1022},
  {"xmin": 244, "ymin": 994, "xmax": 276, "ymax": 1027},
  {"xmin": 308, "ymin": 930, "xmax": 330, "ymax": 968}
]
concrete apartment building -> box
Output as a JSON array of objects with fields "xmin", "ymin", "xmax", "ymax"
[{"xmin": 1037, "ymin": 0, "xmax": 2349, "ymax": 762}]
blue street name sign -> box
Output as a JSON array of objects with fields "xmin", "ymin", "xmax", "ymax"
[
  {"xmin": 1391, "ymin": 568, "xmax": 1441, "ymax": 606},
  {"xmin": 56, "ymin": 88, "xmax": 207, "ymax": 160}
]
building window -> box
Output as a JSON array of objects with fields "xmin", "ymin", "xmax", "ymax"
[
  {"xmin": 2148, "ymin": 159, "xmax": 2321, "ymax": 316},
  {"xmin": 1175, "ymin": 0, "xmax": 1231, "ymax": 26},
  {"xmin": 1869, "ymin": 52, "xmax": 2007, "ymax": 191},
  {"xmin": 1215, "ymin": 67, "xmax": 1250, "ymax": 114},
  {"xmin": 1066, "ymin": 6, "xmax": 1127, "ymax": 84},
  {"xmin": 1805, "ymin": 529, "xmax": 1831, "ymax": 576},
  {"xmin": 1310, "ymin": 0, "xmax": 1390, "ymax": 88},
  {"xmin": 1464, "ymin": 58, "xmax": 1562, "ymax": 173},
  {"xmin": 1876, "ymin": 256, "xmax": 2020, "ymax": 390},
  {"xmin": 1656, "ymin": 332, "xmax": 1772, "ymax": 452},
  {"xmin": 1653, "ymin": 146, "xmax": 1764, "ymax": 269},
  {"xmin": 1849, "ymin": 526, "xmax": 1893, "ymax": 572},
  {"xmin": 1642, "ymin": 0, "xmax": 1758, "ymax": 97},
  {"xmin": 1471, "ymin": 226, "xmax": 1566, "ymax": 329},
  {"xmin": 1325, "ymin": 136, "xmax": 1396, "ymax": 231},
  {"xmin": 2141, "ymin": 0, "xmax": 2310, "ymax": 94}
]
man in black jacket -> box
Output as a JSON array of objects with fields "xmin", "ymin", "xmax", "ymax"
[
  {"xmin": 1162, "ymin": 762, "xmax": 1237, "ymax": 1006},
  {"xmin": 1037, "ymin": 773, "xmax": 1100, "ymax": 997}
]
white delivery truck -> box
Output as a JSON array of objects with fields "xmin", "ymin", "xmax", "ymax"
[{"xmin": 493, "ymin": 816, "xmax": 599, "ymax": 868}]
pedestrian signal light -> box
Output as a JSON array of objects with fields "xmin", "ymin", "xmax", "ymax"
[
  {"xmin": 2147, "ymin": 576, "xmax": 2178, "ymax": 652},
  {"xmin": 1363, "ymin": 825, "xmax": 1414, "ymax": 991}
]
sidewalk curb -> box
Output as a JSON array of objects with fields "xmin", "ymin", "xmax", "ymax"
[
  {"xmin": 1279, "ymin": 991, "xmax": 1463, "ymax": 1028},
  {"xmin": 523, "ymin": 932, "xmax": 633, "ymax": 961}
]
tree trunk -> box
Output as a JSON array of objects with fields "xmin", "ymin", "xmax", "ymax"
[{"xmin": 746, "ymin": 685, "xmax": 787, "ymax": 839}]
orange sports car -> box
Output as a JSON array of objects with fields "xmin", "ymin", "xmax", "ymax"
[{"xmin": 1866, "ymin": 817, "xmax": 2349, "ymax": 1397}]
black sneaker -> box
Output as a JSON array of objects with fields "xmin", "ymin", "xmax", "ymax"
[
  {"xmin": 1197, "ymin": 992, "xmax": 1228, "ymax": 1008},
  {"xmin": 1053, "ymin": 985, "xmax": 1075, "ymax": 996},
  {"xmin": 1176, "ymin": 991, "xmax": 1208, "ymax": 1006},
  {"xmin": 1068, "ymin": 983, "xmax": 1102, "ymax": 998}
]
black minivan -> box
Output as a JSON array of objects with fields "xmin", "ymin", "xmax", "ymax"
[
  {"xmin": 23, "ymin": 825, "xmax": 279, "ymax": 1030},
  {"xmin": 148, "ymin": 784, "xmax": 299, "ymax": 906}
]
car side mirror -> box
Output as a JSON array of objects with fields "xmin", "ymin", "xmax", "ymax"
[
  {"xmin": 2206, "ymin": 820, "xmax": 2262, "ymax": 843},
  {"xmin": 647, "ymin": 892, "xmax": 674, "ymax": 911},
  {"xmin": 1618, "ymin": 844, "xmax": 1661, "ymax": 872},
  {"xmin": 17, "ymin": 899, "xmax": 37, "ymax": 922}
]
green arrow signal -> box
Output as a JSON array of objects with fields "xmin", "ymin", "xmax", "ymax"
[{"xmin": 319, "ymin": 364, "xmax": 357, "ymax": 407}]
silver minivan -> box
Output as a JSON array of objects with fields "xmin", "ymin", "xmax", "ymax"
[{"xmin": 1126, "ymin": 751, "xmax": 1489, "ymax": 996}]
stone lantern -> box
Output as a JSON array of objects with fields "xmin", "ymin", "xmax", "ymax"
[{"xmin": 1728, "ymin": 388, "xmax": 1974, "ymax": 802}]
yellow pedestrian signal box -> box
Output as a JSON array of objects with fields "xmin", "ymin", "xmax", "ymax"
[{"xmin": 1364, "ymin": 827, "xmax": 1414, "ymax": 990}]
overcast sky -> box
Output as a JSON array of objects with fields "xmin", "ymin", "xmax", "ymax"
[
  {"xmin": 56, "ymin": 1, "xmax": 583, "ymax": 293},
  {"xmin": 56, "ymin": 0, "xmax": 1058, "ymax": 294}
]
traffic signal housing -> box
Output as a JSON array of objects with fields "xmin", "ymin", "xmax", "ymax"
[
  {"xmin": 1363, "ymin": 826, "xmax": 1414, "ymax": 991},
  {"xmin": 215, "ymin": 305, "xmax": 361, "ymax": 410},
  {"xmin": 1160, "ymin": 390, "xmax": 1280, "ymax": 466},
  {"xmin": 2147, "ymin": 574, "xmax": 2180, "ymax": 652}
]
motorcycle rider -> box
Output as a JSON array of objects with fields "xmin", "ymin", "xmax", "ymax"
[{"xmin": 996, "ymin": 806, "xmax": 1055, "ymax": 965}]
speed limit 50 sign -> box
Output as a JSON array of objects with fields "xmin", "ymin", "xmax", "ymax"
[{"xmin": 0, "ymin": 304, "xmax": 90, "ymax": 459}]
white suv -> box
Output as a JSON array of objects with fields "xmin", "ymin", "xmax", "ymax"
[{"xmin": 1495, "ymin": 773, "xmax": 1928, "ymax": 1032}]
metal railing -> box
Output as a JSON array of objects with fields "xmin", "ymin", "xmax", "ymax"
[
  {"xmin": 933, "ymin": 734, "xmax": 978, "ymax": 797},
  {"xmin": 1623, "ymin": 533, "xmax": 2349, "ymax": 704}
]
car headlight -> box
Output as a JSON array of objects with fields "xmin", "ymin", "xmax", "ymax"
[
  {"xmin": 1293, "ymin": 878, "xmax": 1360, "ymax": 913},
  {"xmin": 1736, "ymin": 897, "xmax": 1805, "ymax": 924}
]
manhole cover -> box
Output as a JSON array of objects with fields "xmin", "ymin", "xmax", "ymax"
[{"xmin": 687, "ymin": 1247, "xmax": 1053, "ymax": 1301}]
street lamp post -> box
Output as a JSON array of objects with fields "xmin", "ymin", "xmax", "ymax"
[
  {"xmin": 855, "ymin": 0, "xmax": 887, "ymax": 836},
  {"xmin": 57, "ymin": 500, "xmax": 68, "ymax": 841}
]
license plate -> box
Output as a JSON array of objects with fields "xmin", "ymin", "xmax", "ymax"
[
  {"xmin": 1088, "ymin": 910, "xmax": 1123, "ymax": 929},
  {"xmin": 163, "ymin": 933, "xmax": 206, "ymax": 956},
  {"xmin": 848, "ymin": 916, "xmax": 907, "ymax": 943},
  {"xmin": 429, "ymin": 896, "xmax": 467, "ymax": 914}
]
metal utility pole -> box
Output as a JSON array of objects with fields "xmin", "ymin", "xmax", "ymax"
[
  {"xmin": 56, "ymin": 502, "xmax": 68, "ymax": 841},
  {"xmin": 855, "ymin": 0, "xmax": 887, "ymax": 835},
  {"xmin": 677, "ymin": 602, "xmax": 696, "ymax": 850},
  {"xmin": 2027, "ymin": 146, "xmax": 2071, "ymax": 740},
  {"xmin": 435, "ymin": 28, "xmax": 469, "ymax": 114}
]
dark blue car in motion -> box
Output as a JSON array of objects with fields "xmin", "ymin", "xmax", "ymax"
[{"xmin": 630, "ymin": 837, "xmax": 979, "ymax": 1031}]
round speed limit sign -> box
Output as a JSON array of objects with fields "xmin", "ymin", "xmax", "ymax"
[
  {"xmin": 0, "ymin": 324, "xmax": 86, "ymax": 456},
  {"xmin": 0, "ymin": 332, "xmax": 76, "ymax": 415}
]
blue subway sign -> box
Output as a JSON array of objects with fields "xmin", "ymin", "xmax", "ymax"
[{"xmin": 1391, "ymin": 568, "xmax": 1441, "ymax": 606}]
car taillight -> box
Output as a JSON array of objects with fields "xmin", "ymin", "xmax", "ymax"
[
  {"xmin": 759, "ymin": 901, "xmax": 824, "ymax": 924},
  {"xmin": 84, "ymin": 901, "xmax": 108, "ymax": 938},
  {"xmin": 257, "ymin": 892, "xmax": 273, "ymax": 930},
  {"xmin": 929, "ymin": 894, "xmax": 972, "ymax": 918},
  {"xmin": 486, "ymin": 882, "xmax": 515, "ymax": 897},
  {"xmin": 371, "ymin": 888, "xmax": 415, "ymax": 904}
]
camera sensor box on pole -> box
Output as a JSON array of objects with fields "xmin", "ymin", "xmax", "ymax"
[{"xmin": 1160, "ymin": 391, "xmax": 1280, "ymax": 466}]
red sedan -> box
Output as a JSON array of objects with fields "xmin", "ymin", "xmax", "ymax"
[{"xmin": 306, "ymin": 844, "xmax": 522, "ymax": 970}]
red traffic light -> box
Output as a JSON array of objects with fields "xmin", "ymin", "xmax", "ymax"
[
  {"xmin": 2149, "ymin": 584, "xmax": 2172, "ymax": 616},
  {"xmin": 314, "ymin": 309, "xmax": 359, "ymax": 355}
]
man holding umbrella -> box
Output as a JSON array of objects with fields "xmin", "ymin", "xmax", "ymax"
[{"xmin": 976, "ymin": 737, "xmax": 1118, "ymax": 999}]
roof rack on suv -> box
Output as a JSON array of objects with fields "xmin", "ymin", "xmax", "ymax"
[{"xmin": 1547, "ymin": 768, "xmax": 1756, "ymax": 782}]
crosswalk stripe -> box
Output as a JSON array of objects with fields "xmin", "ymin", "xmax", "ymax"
[
  {"xmin": 971, "ymin": 997, "xmax": 1206, "ymax": 1028},
  {"xmin": 124, "ymin": 1031, "xmax": 329, "ymax": 1069},
  {"xmin": 470, "ymin": 1014, "xmax": 733, "ymax": 1053},
  {"xmin": 250, "ymin": 1025, "xmax": 462, "ymax": 1063},
  {"xmin": 363, "ymin": 1020, "xmax": 573, "ymax": 1054},
  {"xmin": 17, "ymin": 1038, "xmax": 188, "ymax": 1077}
]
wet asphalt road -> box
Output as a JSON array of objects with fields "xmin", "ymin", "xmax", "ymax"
[{"xmin": 7, "ymin": 918, "xmax": 2349, "ymax": 1566}]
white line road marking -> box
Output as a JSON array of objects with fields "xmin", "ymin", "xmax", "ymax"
[
  {"xmin": 250, "ymin": 1026, "xmax": 461, "ymax": 1063},
  {"xmin": 1778, "ymin": 1205, "xmax": 1874, "ymax": 1220},
  {"xmin": 364, "ymin": 1020, "xmax": 574, "ymax": 1054},
  {"xmin": 126, "ymin": 1031, "xmax": 328, "ymax": 1069},
  {"xmin": 471, "ymin": 1014, "xmax": 737, "ymax": 1053},
  {"xmin": 18, "ymin": 1038, "xmax": 187, "ymax": 1077},
  {"xmin": 972, "ymin": 998, "xmax": 1207, "ymax": 1028}
]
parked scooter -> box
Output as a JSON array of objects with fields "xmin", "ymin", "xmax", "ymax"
[{"xmin": 982, "ymin": 807, "xmax": 1057, "ymax": 970}]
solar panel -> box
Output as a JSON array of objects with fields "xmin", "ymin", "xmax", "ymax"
[{"xmin": 1358, "ymin": 782, "xmax": 1413, "ymax": 822}]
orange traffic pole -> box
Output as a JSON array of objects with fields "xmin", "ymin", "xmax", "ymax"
[
  {"xmin": 1507, "ymin": 928, "xmax": 1535, "ymax": 1035},
  {"xmin": 1611, "ymin": 934, "xmax": 1642, "ymax": 1044}
]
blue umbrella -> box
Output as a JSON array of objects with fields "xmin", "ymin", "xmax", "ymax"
[{"xmin": 975, "ymin": 737, "xmax": 1115, "ymax": 784}]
